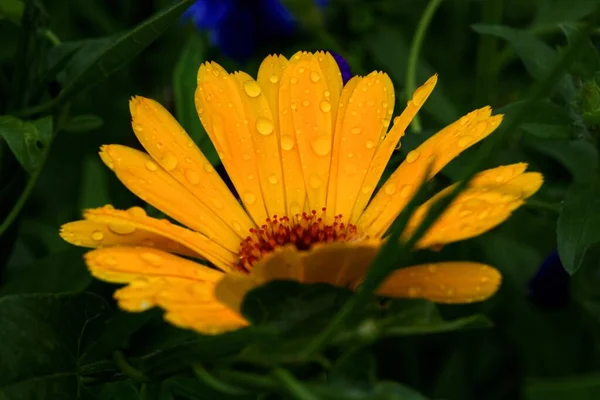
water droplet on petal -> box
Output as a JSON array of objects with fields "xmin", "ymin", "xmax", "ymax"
[
  {"xmin": 281, "ymin": 135, "xmax": 295, "ymax": 150},
  {"xmin": 384, "ymin": 183, "xmax": 396, "ymax": 195},
  {"xmin": 127, "ymin": 207, "xmax": 146, "ymax": 218},
  {"xmin": 458, "ymin": 135, "xmax": 473, "ymax": 148},
  {"xmin": 350, "ymin": 127, "xmax": 361, "ymax": 135},
  {"xmin": 311, "ymin": 136, "xmax": 331, "ymax": 156},
  {"xmin": 243, "ymin": 80, "xmax": 261, "ymax": 97},
  {"xmin": 203, "ymin": 163, "xmax": 214, "ymax": 172},
  {"xmin": 428, "ymin": 264, "xmax": 437, "ymax": 273},
  {"xmin": 365, "ymin": 140, "xmax": 375, "ymax": 149},
  {"xmin": 310, "ymin": 71, "xmax": 321, "ymax": 82},
  {"xmin": 243, "ymin": 191, "xmax": 257, "ymax": 205},
  {"xmin": 256, "ymin": 117, "xmax": 274, "ymax": 135},
  {"xmin": 108, "ymin": 223, "xmax": 135, "ymax": 235},
  {"xmin": 408, "ymin": 286, "xmax": 422, "ymax": 297},
  {"xmin": 399, "ymin": 184, "xmax": 412, "ymax": 198},
  {"xmin": 268, "ymin": 175, "xmax": 278, "ymax": 184},
  {"xmin": 141, "ymin": 252, "xmax": 161, "ymax": 266},
  {"xmin": 233, "ymin": 221, "xmax": 242, "ymax": 232},
  {"xmin": 145, "ymin": 161, "xmax": 157, "ymax": 171},
  {"xmin": 185, "ymin": 169, "xmax": 200, "ymax": 185},
  {"xmin": 362, "ymin": 185, "xmax": 373, "ymax": 194},
  {"xmin": 302, "ymin": 100, "xmax": 310, "ymax": 107},
  {"xmin": 291, "ymin": 77, "xmax": 299, "ymax": 84},
  {"xmin": 161, "ymin": 152, "xmax": 178, "ymax": 171},
  {"xmin": 269, "ymin": 75, "xmax": 279, "ymax": 83},
  {"xmin": 405, "ymin": 150, "xmax": 420, "ymax": 163},
  {"xmin": 320, "ymin": 100, "xmax": 331, "ymax": 112},
  {"xmin": 411, "ymin": 85, "xmax": 429, "ymax": 107},
  {"xmin": 91, "ymin": 231, "xmax": 104, "ymax": 241}
]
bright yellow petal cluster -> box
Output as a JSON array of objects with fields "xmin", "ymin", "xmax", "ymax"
[{"xmin": 60, "ymin": 51, "xmax": 543, "ymax": 334}]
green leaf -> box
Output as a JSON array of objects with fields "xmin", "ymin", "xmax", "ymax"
[
  {"xmin": 167, "ymin": 377, "xmax": 252, "ymax": 400},
  {"xmin": 520, "ymin": 123, "xmax": 573, "ymax": 140},
  {"xmin": 0, "ymin": 293, "xmax": 110, "ymax": 399},
  {"xmin": 329, "ymin": 347, "xmax": 376, "ymax": 388},
  {"xmin": 367, "ymin": 25, "xmax": 460, "ymax": 125},
  {"xmin": 0, "ymin": 115, "xmax": 53, "ymax": 174},
  {"xmin": 0, "ymin": 249, "xmax": 91, "ymax": 295},
  {"xmin": 98, "ymin": 381, "xmax": 140, "ymax": 400},
  {"xmin": 64, "ymin": 114, "xmax": 105, "ymax": 133},
  {"xmin": 173, "ymin": 34, "xmax": 219, "ymax": 165},
  {"xmin": 306, "ymin": 381, "xmax": 429, "ymax": 400},
  {"xmin": 78, "ymin": 155, "xmax": 111, "ymax": 210},
  {"xmin": 525, "ymin": 374, "xmax": 600, "ymax": 400},
  {"xmin": 535, "ymin": 0, "xmax": 599, "ymax": 26},
  {"xmin": 561, "ymin": 23, "xmax": 600, "ymax": 80},
  {"xmin": 472, "ymin": 24, "xmax": 575, "ymax": 98},
  {"xmin": 557, "ymin": 179, "xmax": 600, "ymax": 274},
  {"xmin": 54, "ymin": 0, "xmax": 194, "ymax": 102},
  {"xmin": 0, "ymin": 0, "xmax": 24, "ymax": 25}
]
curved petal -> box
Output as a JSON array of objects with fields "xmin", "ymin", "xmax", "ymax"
[
  {"xmin": 129, "ymin": 96, "xmax": 254, "ymax": 236},
  {"xmin": 359, "ymin": 107, "xmax": 503, "ymax": 237},
  {"xmin": 60, "ymin": 205, "xmax": 237, "ymax": 272},
  {"xmin": 99, "ymin": 144, "xmax": 241, "ymax": 253},
  {"xmin": 85, "ymin": 246, "xmax": 246, "ymax": 334},
  {"xmin": 377, "ymin": 262, "xmax": 502, "ymax": 303},
  {"xmin": 408, "ymin": 164, "xmax": 543, "ymax": 248}
]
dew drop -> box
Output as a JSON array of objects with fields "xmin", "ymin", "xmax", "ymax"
[
  {"xmin": 474, "ymin": 121, "xmax": 488, "ymax": 136},
  {"xmin": 243, "ymin": 80, "xmax": 261, "ymax": 97},
  {"xmin": 428, "ymin": 264, "xmax": 437, "ymax": 273},
  {"xmin": 203, "ymin": 163, "xmax": 214, "ymax": 172},
  {"xmin": 185, "ymin": 169, "xmax": 200, "ymax": 185},
  {"xmin": 365, "ymin": 140, "xmax": 375, "ymax": 149},
  {"xmin": 361, "ymin": 185, "xmax": 373, "ymax": 194},
  {"xmin": 310, "ymin": 71, "xmax": 320, "ymax": 82},
  {"xmin": 268, "ymin": 174, "xmax": 278, "ymax": 184},
  {"xmin": 457, "ymin": 135, "xmax": 473, "ymax": 148},
  {"xmin": 478, "ymin": 210, "xmax": 490, "ymax": 220},
  {"xmin": 384, "ymin": 184, "xmax": 396, "ymax": 195},
  {"xmin": 291, "ymin": 77, "xmax": 299, "ymax": 84},
  {"xmin": 91, "ymin": 231, "xmax": 104, "ymax": 241},
  {"xmin": 320, "ymin": 100, "xmax": 331, "ymax": 112},
  {"xmin": 242, "ymin": 154, "xmax": 251, "ymax": 161},
  {"xmin": 243, "ymin": 191, "xmax": 257, "ymax": 205},
  {"xmin": 233, "ymin": 221, "xmax": 242, "ymax": 232},
  {"xmin": 127, "ymin": 207, "xmax": 147, "ymax": 218},
  {"xmin": 248, "ymin": 174, "xmax": 255, "ymax": 180},
  {"xmin": 269, "ymin": 75, "xmax": 279, "ymax": 83},
  {"xmin": 350, "ymin": 127, "xmax": 361, "ymax": 135},
  {"xmin": 302, "ymin": 100, "xmax": 310, "ymax": 107},
  {"xmin": 324, "ymin": 90, "xmax": 330, "ymax": 97},
  {"xmin": 145, "ymin": 161, "xmax": 157, "ymax": 171},
  {"xmin": 399, "ymin": 184, "xmax": 413, "ymax": 198},
  {"xmin": 141, "ymin": 252, "xmax": 162, "ymax": 266},
  {"xmin": 281, "ymin": 135, "xmax": 295, "ymax": 150},
  {"xmin": 408, "ymin": 286, "xmax": 422, "ymax": 297},
  {"xmin": 309, "ymin": 174, "xmax": 323, "ymax": 189},
  {"xmin": 311, "ymin": 136, "xmax": 331, "ymax": 156},
  {"xmin": 256, "ymin": 117, "xmax": 274, "ymax": 135},
  {"xmin": 405, "ymin": 150, "xmax": 420, "ymax": 163},
  {"xmin": 411, "ymin": 85, "xmax": 429, "ymax": 106},
  {"xmin": 108, "ymin": 223, "xmax": 136, "ymax": 235},
  {"xmin": 161, "ymin": 152, "xmax": 178, "ymax": 171}
]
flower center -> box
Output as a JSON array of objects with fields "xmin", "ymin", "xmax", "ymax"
[{"xmin": 238, "ymin": 208, "xmax": 359, "ymax": 271}]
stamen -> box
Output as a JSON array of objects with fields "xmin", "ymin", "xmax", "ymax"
[{"xmin": 238, "ymin": 208, "xmax": 360, "ymax": 271}]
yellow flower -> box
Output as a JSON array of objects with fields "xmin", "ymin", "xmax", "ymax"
[{"xmin": 60, "ymin": 51, "xmax": 542, "ymax": 334}]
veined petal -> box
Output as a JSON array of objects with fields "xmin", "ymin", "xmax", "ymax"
[
  {"xmin": 408, "ymin": 164, "xmax": 543, "ymax": 248},
  {"xmin": 129, "ymin": 96, "xmax": 254, "ymax": 237},
  {"xmin": 376, "ymin": 262, "xmax": 502, "ymax": 303},
  {"xmin": 196, "ymin": 62, "xmax": 270, "ymax": 224},
  {"xmin": 60, "ymin": 205, "xmax": 237, "ymax": 272},
  {"xmin": 327, "ymin": 72, "xmax": 395, "ymax": 223},
  {"xmin": 350, "ymin": 75, "xmax": 437, "ymax": 223},
  {"xmin": 86, "ymin": 246, "xmax": 246, "ymax": 334},
  {"xmin": 257, "ymin": 54, "xmax": 289, "ymax": 130},
  {"xmin": 100, "ymin": 145, "xmax": 242, "ymax": 253},
  {"xmin": 359, "ymin": 107, "xmax": 503, "ymax": 237}
]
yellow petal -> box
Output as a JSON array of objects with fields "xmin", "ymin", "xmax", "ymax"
[
  {"xmin": 99, "ymin": 144, "xmax": 241, "ymax": 253},
  {"xmin": 327, "ymin": 72, "xmax": 395, "ymax": 223},
  {"xmin": 359, "ymin": 107, "xmax": 503, "ymax": 237},
  {"xmin": 60, "ymin": 205, "xmax": 237, "ymax": 272},
  {"xmin": 195, "ymin": 62, "xmax": 270, "ymax": 224},
  {"xmin": 376, "ymin": 262, "xmax": 502, "ymax": 303},
  {"xmin": 350, "ymin": 75, "xmax": 437, "ymax": 223},
  {"xmin": 129, "ymin": 96, "xmax": 253, "ymax": 238},
  {"xmin": 409, "ymin": 164, "xmax": 543, "ymax": 248},
  {"xmin": 257, "ymin": 54, "xmax": 289, "ymax": 131}
]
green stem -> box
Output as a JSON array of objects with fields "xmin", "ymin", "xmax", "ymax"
[
  {"xmin": 215, "ymin": 370, "xmax": 278, "ymax": 391},
  {"xmin": 192, "ymin": 364, "xmax": 248, "ymax": 395},
  {"xmin": 406, "ymin": 0, "xmax": 444, "ymax": 133},
  {"xmin": 271, "ymin": 368, "xmax": 317, "ymax": 400},
  {"xmin": 525, "ymin": 199, "xmax": 562, "ymax": 214},
  {"xmin": 112, "ymin": 351, "xmax": 147, "ymax": 382},
  {"xmin": 40, "ymin": 29, "xmax": 61, "ymax": 46}
]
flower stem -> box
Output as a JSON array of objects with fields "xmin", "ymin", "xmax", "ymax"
[
  {"xmin": 406, "ymin": 0, "xmax": 444, "ymax": 133},
  {"xmin": 112, "ymin": 351, "xmax": 147, "ymax": 382},
  {"xmin": 271, "ymin": 368, "xmax": 317, "ymax": 400},
  {"xmin": 192, "ymin": 364, "xmax": 248, "ymax": 395}
]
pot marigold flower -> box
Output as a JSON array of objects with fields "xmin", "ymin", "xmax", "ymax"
[{"xmin": 60, "ymin": 51, "xmax": 543, "ymax": 334}]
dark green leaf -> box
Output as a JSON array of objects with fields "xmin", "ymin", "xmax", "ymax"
[
  {"xmin": 55, "ymin": 0, "xmax": 194, "ymax": 102},
  {"xmin": 0, "ymin": 115, "xmax": 52, "ymax": 174},
  {"xmin": 0, "ymin": 249, "xmax": 91, "ymax": 295},
  {"xmin": 0, "ymin": 293, "xmax": 110, "ymax": 399},
  {"xmin": 521, "ymin": 123, "xmax": 573, "ymax": 139},
  {"xmin": 306, "ymin": 381, "xmax": 429, "ymax": 400},
  {"xmin": 561, "ymin": 23, "xmax": 600, "ymax": 80},
  {"xmin": 64, "ymin": 114, "xmax": 105, "ymax": 133},
  {"xmin": 472, "ymin": 24, "xmax": 575, "ymax": 98},
  {"xmin": 167, "ymin": 377, "xmax": 252, "ymax": 400},
  {"xmin": 98, "ymin": 381, "xmax": 139, "ymax": 400},
  {"xmin": 0, "ymin": 0, "xmax": 24, "ymax": 25},
  {"xmin": 173, "ymin": 34, "xmax": 219, "ymax": 165},
  {"xmin": 525, "ymin": 374, "xmax": 600, "ymax": 400},
  {"xmin": 78, "ymin": 155, "xmax": 111, "ymax": 210},
  {"xmin": 557, "ymin": 179, "xmax": 600, "ymax": 274},
  {"xmin": 535, "ymin": 0, "xmax": 599, "ymax": 26},
  {"xmin": 329, "ymin": 347, "xmax": 376, "ymax": 388}
]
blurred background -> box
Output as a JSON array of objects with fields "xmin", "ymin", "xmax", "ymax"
[{"xmin": 1, "ymin": 0, "xmax": 600, "ymax": 399}]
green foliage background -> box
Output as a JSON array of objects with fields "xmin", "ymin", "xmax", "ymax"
[{"xmin": 1, "ymin": 0, "xmax": 600, "ymax": 399}]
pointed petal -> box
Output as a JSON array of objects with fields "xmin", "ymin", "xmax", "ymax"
[
  {"xmin": 409, "ymin": 164, "xmax": 543, "ymax": 248},
  {"xmin": 377, "ymin": 262, "xmax": 502, "ymax": 303},
  {"xmin": 359, "ymin": 107, "xmax": 503, "ymax": 237},
  {"xmin": 350, "ymin": 75, "xmax": 437, "ymax": 222},
  {"xmin": 60, "ymin": 205, "xmax": 237, "ymax": 272},
  {"xmin": 129, "ymin": 96, "xmax": 253, "ymax": 237},
  {"xmin": 99, "ymin": 145, "xmax": 241, "ymax": 253},
  {"xmin": 257, "ymin": 54, "xmax": 289, "ymax": 130}
]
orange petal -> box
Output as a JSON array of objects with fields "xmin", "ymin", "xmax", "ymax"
[
  {"xmin": 327, "ymin": 72, "xmax": 395, "ymax": 223},
  {"xmin": 195, "ymin": 62, "xmax": 269, "ymax": 224},
  {"xmin": 60, "ymin": 205, "xmax": 237, "ymax": 272},
  {"xmin": 350, "ymin": 75, "xmax": 437, "ymax": 223},
  {"xmin": 128, "ymin": 96, "xmax": 254, "ymax": 237},
  {"xmin": 99, "ymin": 145, "xmax": 241, "ymax": 253},
  {"xmin": 408, "ymin": 164, "xmax": 543, "ymax": 248},
  {"xmin": 257, "ymin": 54, "xmax": 289, "ymax": 131},
  {"xmin": 376, "ymin": 262, "xmax": 502, "ymax": 303},
  {"xmin": 359, "ymin": 107, "xmax": 503, "ymax": 237}
]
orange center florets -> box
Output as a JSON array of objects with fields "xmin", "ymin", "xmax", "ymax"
[{"xmin": 238, "ymin": 207, "xmax": 359, "ymax": 271}]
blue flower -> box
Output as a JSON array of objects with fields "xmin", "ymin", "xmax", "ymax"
[
  {"xmin": 528, "ymin": 250, "xmax": 570, "ymax": 310},
  {"xmin": 183, "ymin": 0, "xmax": 328, "ymax": 60}
]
